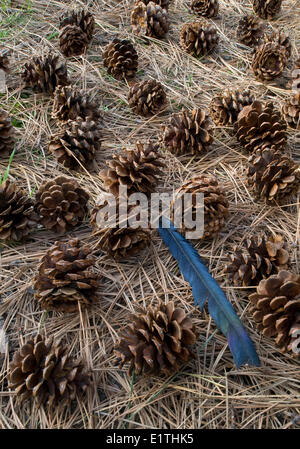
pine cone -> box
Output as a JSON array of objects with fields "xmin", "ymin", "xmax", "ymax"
[
  {"xmin": 171, "ymin": 174, "xmax": 229, "ymax": 239},
  {"xmin": 131, "ymin": 2, "xmax": 169, "ymax": 38},
  {"xmin": 52, "ymin": 85, "xmax": 101, "ymax": 122},
  {"xmin": 282, "ymin": 92, "xmax": 300, "ymax": 129},
  {"xmin": 128, "ymin": 80, "xmax": 166, "ymax": 117},
  {"xmin": 101, "ymin": 141, "xmax": 164, "ymax": 197},
  {"xmin": 135, "ymin": 0, "xmax": 170, "ymax": 10},
  {"xmin": 191, "ymin": 0, "xmax": 219, "ymax": 18},
  {"xmin": 264, "ymin": 30, "xmax": 292, "ymax": 59},
  {"xmin": 59, "ymin": 9, "xmax": 95, "ymax": 57},
  {"xmin": 0, "ymin": 49, "xmax": 10, "ymax": 73},
  {"xmin": 247, "ymin": 148, "xmax": 300, "ymax": 204},
  {"xmin": 210, "ymin": 89, "xmax": 254, "ymax": 126},
  {"xmin": 0, "ymin": 110, "xmax": 15, "ymax": 154},
  {"xmin": 48, "ymin": 118, "xmax": 102, "ymax": 169},
  {"xmin": 161, "ymin": 108, "xmax": 214, "ymax": 156},
  {"xmin": 0, "ymin": 180, "xmax": 38, "ymax": 242},
  {"xmin": 59, "ymin": 9, "xmax": 95, "ymax": 41},
  {"xmin": 252, "ymin": 0, "xmax": 282, "ymax": 20},
  {"xmin": 34, "ymin": 239, "xmax": 100, "ymax": 312},
  {"xmin": 8, "ymin": 334, "xmax": 91, "ymax": 406},
  {"xmin": 35, "ymin": 176, "xmax": 89, "ymax": 233},
  {"xmin": 225, "ymin": 234, "xmax": 289, "ymax": 286},
  {"xmin": 180, "ymin": 21, "xmax": 219, "ymax": 57},
  {"xmin": 21, "ymin": 52, "xmax": 69, "ymax": 94},
  {"xmin": 252, "ymin": 41, "xmax": 288, "ymax": 81},
  {"xmin": 103, "ymin": 39, "xmax": 138, "ymax": 80},
  {"xmin": 235, "ymin": 101, "xmax": 287, "ymax": 153},
  {"xmin": 115, "ymin": 301, "xmax": 196, "ymax": 376},
  {"xmin": 249, "ymin": 270, "xmax": 300, "ymax": 355},
  {"xmin": 236, "ymin": 15, "xmax": 265, "ymax": 47}
]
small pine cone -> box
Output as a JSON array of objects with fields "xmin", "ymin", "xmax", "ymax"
[
  {"xmin": 21, "ymin": 52, "xmax": 69, "ymax": 94},
  {"xmin": 34, "ymin": 239, "xmax": 100, "ymax": 312},
  {"xmin": 0, "ymin": 109, "xmax": 15, "ymax": 154},
  {"xmin": 35, "ymin": 176, "xmax": 89, "ymax": 233},
  {"xmin": 59, "ymin": 9, "xmax": 95, "ymax": 41},
  {"xmin": 209, "ymin": 89, "xmax": 254, "ymax": 126},
  {"xmin": 252, "ymin": 42, "xmax": 288, "ymax": 81},
  {"xmin": 0, "ymin": 180, "xmax": 38, "ymax": 242},
  {"xmin": 161, "ymin": 108, "xmax": 214, "ymax": 156},
  {"xmin": 131, "ymin": 2, "xmax": 169, "ymax": 38},
  {"xmin": 171, "ymin": 174, "xmax": 229, "ymax": 240},
  {"xmin": 0, "ymin": 49, "xmax": 11, "ymax": 73},
  {"xmin": 247, "ymin": 148, "xmax": 300, "ymax": 204},
  {"xmin": 252, "ymin": 0, "xmax": 282, "ymax": 20},
  {"xmin": 281, "ymin": 92, "xmax": 300, "ymax": 129},
  {"xmin": 236, "ymin": 15, "xmax": 265, "ymax": 47},
  {"xmin": 235, "ymin": 101, "xmax": 287, "ymax": 153},
  {"xmin": 103, "ymin": 39, "xmax": 138, "ymax": 80},
  {"xmin": 180, "ymin": 21, "xmax": 219, "ymax": 57},
  {"xmin": 8, "ymin": 334, "xmax": 91, "ymax": 406},
  {"xmin": 191, "ymin": 0, "xmax": 219, "ymax": 18},
  {"xmin": 101, "ymin": 141, "xmax": 164, "ymax": 197},
  {"xmin": 249, "ymin": 270, "xmax": 300, "ymax": 355},
  {"xmin": 59, "ymin": 24, "xmax": 90, "ymax": 57},
  {"xmin": 264, "ymin": 30, "xmax": 292, "ymax": 60},
  {"xmin": 115, "ymin": 301, "xmax": 197, "ymax": 376},
  {"xmin": 52, "ymin": 85, "xmax": 101, "ymax": 123},
  {"xmin": 135, "ymin": 0, "xmax": 170, "ymax": 10},
  {"xmin": 128, "ymin": 80, "xmax": 166, "ymax": 117},
  {"xmin": 225, "ymin": 234, "xmax": 289, "ymax": 286},
  {"xmin": 48, "ymin": 118, "xmax": 102, "ymax": 169}
]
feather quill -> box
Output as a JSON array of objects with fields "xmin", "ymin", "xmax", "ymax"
[{"xmin": 158, "ymin": 217, "xmax": 260, "ymax": 368}]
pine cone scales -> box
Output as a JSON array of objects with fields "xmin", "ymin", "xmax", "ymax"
[
  {"xmin": 249, "ymin": 271, "xmax": 300, "ymax": 355},
  {"xmin": 161, "ymin": 108, "xmax": 213, "ymax": 156},
  {"xmin": 49, "ymin": 119, "xmax": 102, "ymax": 169},
  {"xmin": 115, "ymin": 301, "xmax": 196, "ymax": 376},
  {"xmin": 252, "ymin": 0, "xmax": 282, "ymax": 20},
  {"xmin": 225, "ymin": 235, "xmax": 289, "ymax": 286},
  {"xmin": 103, "ymin": 39, "xmax": 138, "ymax": 80},
  {"xmin": 135, "ymin": 0, "xmax": 170, "ymax": 9},
  {"xmin": 34, "ymin": 239, "xmax": 100, "ymax": 312},
  {"xmin": 180, "ymin": 21, "xmax": 219, "ymax": 57},
  {"xmin": 247, "ymin": 148, "xmax": 300, "ymax": 204},
  {"xmin": 265, "ymin": 30, "xmax": 291, "ymax": 59},
  {"xmin": 0, "ymin": 110, "xmax": 15, "ymax": 153},
  {"xmin": 59, "ymin": 9, "xmax": 95, "ymax": 57},
  {"xmin": 282, "ymin": 93, "xmax": 300, "ymax": 129},
  {"xmin": 236, "ymin": 15, "xmax": 264, "ymax": 47},
  {"xmin": 52, "ymin": 85, "xmax": 101, "ymax": 122},
  {"xmin": 22, "ymin": 52, "xmax": 69, "ymax": 94},
  {"xmin": 9, "ymin": 334, "xmax": 91, "ymax": 406},
  {"xmin": 128, "ymin": 80, "xmax": 166, "ymax": 116},
  {"xmin": 191, "ymin": 0, "xmax": 219, "ymax": 17},
  {"xmin": 235, "ymin": 101, "xmax": 287, "ymax": 153},
  {"xmin": 210, "ymin": 90, "xmax": 254, "ymax": 126},
  {"xmin": 35, "ymin": 176, "xmax": 89, "ymax": 233},
  {"xmin": 101, "ymin": 141, "xmax": 164, "ymax": 197},
  {"xmin": 131, "ymin": 2, "xmax": 169, "ymax": 38},
  {"xmin": 59, "ymin": 9, "xmax": 95, "ymax": 41},
  {"xmin": 252, "ymin": 42, "xmax": 288, "ymax": 81},
  {"xmin": 0, "ymin": 181, "xmax": 38, "ymax": 241}
]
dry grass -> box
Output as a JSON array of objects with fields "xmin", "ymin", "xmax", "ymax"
[{"xmin": 0, "ymin": 0, "xmax": 299, "ymax": 429}]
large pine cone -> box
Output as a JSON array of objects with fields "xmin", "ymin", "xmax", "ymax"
[
  {"xmin": 210, "ymin": 89, "xmax": 254, "ymax": 126},
  {"xmin": 0, "ymin": 49, "xmax": 10, "ymax": 72},
  {"xmin": 101, "ymin": 141, "xmax": 164, "ymax": 197},
  {"xmin": 8, "ymin": 334, "xmax": 91, "ymax": 406},
  {"xmin": 103, "ymin": 39, "xmax": 138, "ymax": 80},
  {"xmin": 0, "ymin": 180, "xmax": 38, "ymax": 242},
  {"xmin": 59, "ymin": 9, "xmax": 95, "ymax": 41},
  {"xmin": 135, "ymin": 0, "xmax": 170, "ymax": 10},
  {"xmin": 236, "ymin": 15, "xmax": 264, "ymax": 47},
  {"xmin": 161, "ymin": 108, "xmax": 214, "ymax": 156},
  {"xmin": 282, "ymin": 93, "xmax": 300, "ymax": 129},
  {"xmin": 225, "ymin": 234, "xmax": 289, "ymax": 287},
  {"xmin": 35, "ymin": 176, "xmax": 89, "ymax": 233},
  {"xmin": 247, "ymin": 148, "xmax": 300, "ymax": 204},
  {"xmin": 115, "ymin": 301, "xmax": 196, "ymax": 376},
  {"xmin": 131, "ymin": 2, "xmax": 169, "ymax": 38},
  {"xmin": 171, "ymin": 174, "xmax": 229, "ymax": 240},
  {"xmin": 252, "ymin": 0, "xmax": 282, "ymax": 20},
  {"xmin": 0, "ymin": 109, "xmax": 15, "ymax": 154},
  {"xmin": 235, "ymin": 101, "xmax": 287, "ymax": 153},
  {"xmin": 34, "ymin": 239, "xmax": 100, "ymax": 312},
  {"xmin": 21, "ymin": 52, "xmax": 69, "ymax": 94},
  {"xmin": 252, "ymin": 41, "xmax": 288, "ymax": 81},
  {"xmin": 264, "ymin": 30, "xmax": 292, "ymax": 60},
  {"xmin": 180, "ymin": 21, "xmax": 219, "ymax": 57},
  {"xmin": 48, "ymin": 118, "xmax": 102, "ymax": 169},
  {"xmin": 249, "ymin": 271, "xmax": 300, "ymax": 355},
  {"xmin": 59, "ymin": 9, "xmax": 95, "ymax": 57},
  {"xmin": 128, "ymin": 80, "xmax": 166, "ymax": 117},
  {"xmin": 191, "ymin": 0, "xmax": 219, "ymax": 18},
  {"xmin": 52, "ymin": 85, "xmax": 101, "ymax": 122}
]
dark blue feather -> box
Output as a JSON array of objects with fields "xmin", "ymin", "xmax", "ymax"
[{"xmin": 158, "ymin": 217, "xmax": 260, "ymax": 368}]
